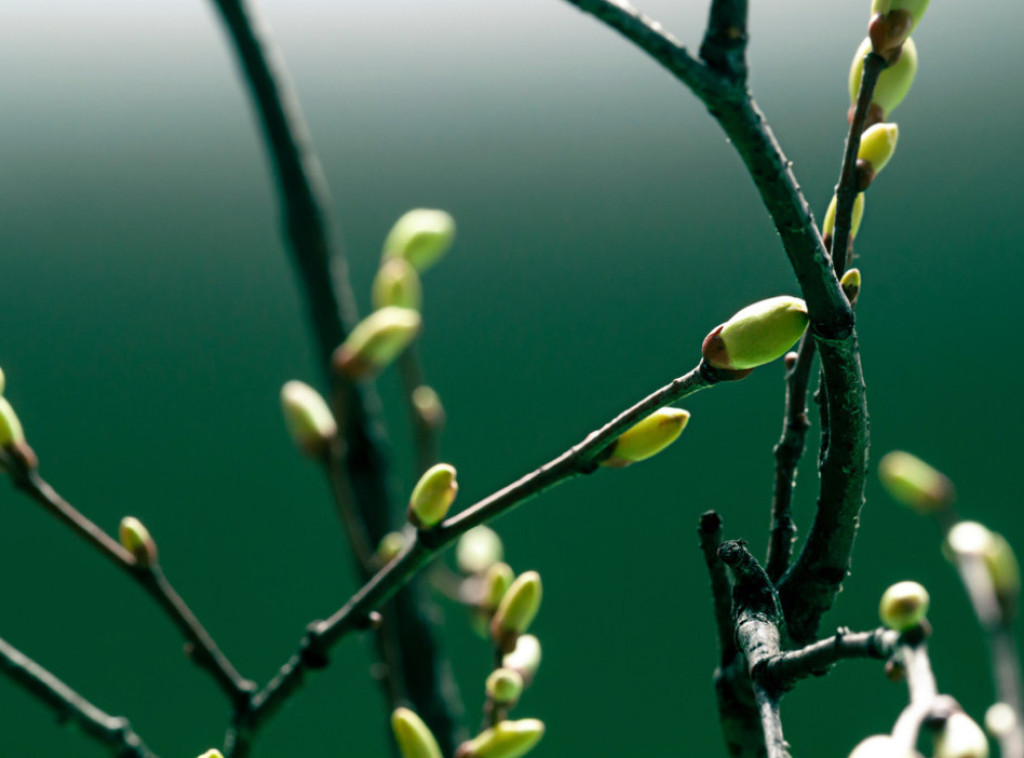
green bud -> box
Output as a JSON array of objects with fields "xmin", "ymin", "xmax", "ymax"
[
  {"xmin": 879, "ymin": 580, "xmax": 929, "ymax": 631},
  {"xmin": 841, "ymin": 269, "xmax": 862, "ymax": 305},
  {"xmin": 456, "ymin": 719, "xmax": 545, "ymax": 758},
  {"xmin": 502, "ymin": 634, "xmax": 542, "ymax": 686},
  {"xmin": 702, "ymin": 296, "xmax": 809, "ymax": 372},
  {"xmin": 600, "ymin": 408, "xmax": 690, "ymax": 468},
  {"xmin": 408, "ymin": 463, "xmax": 458, "ymax": 529},
  {"xmin": 486, "ymin": 668, "xmax": 524, "ymax": 705},
  {"xmin": 120, "ymin": 516, "xmax": 158, "ymax": 568},
  {"xmin": 0, "ymin": 365, "xmax": 5, "ymax": 395},
  {"xmin": 412, "ymin": 385, "xmax": 445, "ymax": 428},
  {"xmin": 383, "ymin": 209, "xmax": 456, "ymax": 273},
  {"xmin": 491, "ymin": 571, "xmax": 542, "ymax": 650},
  {"xmin": 878, "ymin": 451, "xmax": 954, "ymax": 513},
  {"xmin": 822, "ymin": 193, "xmax": 866, "ymax": 245},
  {"xmin": 946, "ymin": 521, "xmax": 995, "ymax": 560},
  {"xmin": 457, "ymin": 525, "xmax": 504, "ymax": 575},
  {"xmin": 332, "ymin": 307, "xmax": 422, "ymax": 380},
  {"xmin": 985, "ymin": 703, "xmax": 1017, "ymax": 740},
  {"xmin": 983, "ymin": 533, "xmax": 1020, "ymax": 617},
  {"xmin": 378, "ymin": 531, "xmax": 408, "ymax": 564},
  {"xmin": 392, "ymin": 707, "xmax": 443, "ymax": 758},
  {"xmin": 848, "ymin": 735, "xmax": 919, "ymax": 758},
  {"xmin": 196, "ymin": 751, "xmax": 225, "ymax": 758},
  {"xmin": 373, "ymin": 258, "xmax": 423, "ymax": 311},
  {"xmin": 850, "ymin": 37, "xmax": 918, "ymax": 118},
  {"xmin": 934, "ymin": 712, "xmax": 990, "ymax": 758},
  {"xmin": 857, "ymin": 123, "xmax": 899, "ymax": 180},
  {"xmin": 482, "ymin": 562, "xmax": 515, "ymax": 613},
  {"xmin": 0, "ymin": 397, "xmax": 25, "ymax": 448},
  {"xmin": 280, "ymin": 381, "xmax": 337, "ymax": 458}
]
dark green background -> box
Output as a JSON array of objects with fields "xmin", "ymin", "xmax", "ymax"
[{"xmin": 2, "ymin": 0, "xmax": 1022, "ymax": 755}]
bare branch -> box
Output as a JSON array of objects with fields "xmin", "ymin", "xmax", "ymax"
[
  {"xmin": 700, "ymin": 0, "xmax": 749, "ymax": 80},
  {"xmin": 699, "ymin": 511, "xmax": 739, "ymax": 666}
]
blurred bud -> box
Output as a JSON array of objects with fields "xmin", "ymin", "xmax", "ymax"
[
  {"xmin": 196, "ymin": 751, "xmax": 225, "ymax": 758},
  {"xmin": 373, "ymin": 258, "xmax": 423, "ymax": 311},
  {"xmin": 702, "ymin": 296, "xmax": 809, "ymax": 373},
  {"xmin": 946, "ymin": 522, "xmax": 995, "ymax": 560},
  {"xmin": 849, "ymin": 37, "xmax": 918, "ymax": 120},
  {"xmin": 879, "ymin": 580, "xmax": 929, "ymax": 631},
  {"xmin": 934, "ymin": 711, "xmax": 990, "ymax": 758},
  {"xmin": 412, "ymin": 386, "xmax": 445, "ymax": 428},
  {"xmin": 848, "ymin": 735, "xmax": 919, "ymax": 758},
  {"xmin": 392, "ymin": 707, "xmax": 443, "ymax": 758},
  {"xmin": 280, "ymin": 381, "xmax": 337, "ymax": 458},
  {"xmin": 482, "ymin": 562, "xmax": 515, "ymax": 613},
  {"xmin": 878, "ymin": 451, "xmax": 955, "ymax": 513},
  {"xmin": 985, "ymin": 703, "xmax": 1017, "ymax": 740},
  {"xmin": 822, "ymin": 193, "xmax": 866, "ymax": 247},
  {"xmin": 0, "ymin": 397, "xmax": 25, "ymax": 448},
  {"xmin": 841, "ymin": 269, "xmax": 862, "ymax": 305},
  {"xmin": 0, "ymin": 365, "xmax": 5, "ymax": 395},
  {"xmin": 120, "ymin": 516, "xmax": 158, "ymax": 568},
  {"xmin": 984, "ymin": 533, "xmax": 1020, "ymax": 617},
  {"xmin": 600, "ymin": 408, "xmax": 690, "ymax": 468},
  {"xmin": 382, "ymin": 209, "xmax": 456, "ymax": 273},
  {"xmin": 491, "ymin": 571, "xmax": 542, "ymax": 651},
  {"xmin": 332, "ymin": 307, "xmax": 422, "ymax": 380},
  {"xmin": 378, "ymin": 531, "xmax": 407, "ymax": 564},
  {"xmin": 502, "ymin": 634, "xmax": 542, "ymax": 686},
  {"xmin": 455, "ymin": 719, "xmax": 545, "ymax": 758},
  {"xmin": 486, "ymin": 668, "xmax": 524, "ymax": 705},
  {"xmin": 408, "ymin": 464, "xmax": 458, "ymax": 529},
  {"xmin": 457, "ymin": 525, "xmax": 504, "ymax": 575},
  {"xmin": 857, "ymin": 123, "xmax": 899, "ymax": 188}
]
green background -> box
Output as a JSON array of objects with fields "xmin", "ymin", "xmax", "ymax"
[{"xmin": 1, "ymin": 0, "xmax": 1023, "ymax": 755}]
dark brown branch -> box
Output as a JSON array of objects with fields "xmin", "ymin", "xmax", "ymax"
[
  {"xmin": 0, "ymin": 634, "xmax": 157, "ymax": 758},
  {"xmin": 699, "ymin": 511, "xmax": 739, "ymax": 665},
  {"xmin": 699, "ymin": 0, "xmax": 749, "ymax": 80}
]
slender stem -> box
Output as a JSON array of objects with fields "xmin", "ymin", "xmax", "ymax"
[
  {"xmin": 766, "ymin": 627, "xmax": 898, "ymax": 689},
  {"xmin": 890, "ymin": 641, "xmax": 939, "ymax": 751},
  {"xmin": 698, "ymin": 511, "xmax": 738, "ymax": 666},
  {"xmin": 321, "ymin": 440, "xmax": 377, "ymax": 574},
  {"xmin": 397, "ymin": 344, "xmax": 442, "ymax": 475},
  {"xmin": 0, "ymin": 635, "xmax": 158, "ymax": 758}
]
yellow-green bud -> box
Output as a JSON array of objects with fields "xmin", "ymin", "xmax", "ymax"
[
  {"xmin": 878, "ymin": 451, "xmax": 955, "ymax": 513},
  {"xmin": 858, "ymin": 123, "xmax": 899, "ymax": 182},
  {"xmin": 196, "ymin": 751, "xmax": 224, "ymax": 758},
  {"xmin": 412, "ymin": 385, "xmax": 445, "ymax": 428},
  {"xmin": 879, "ymin": 580, "xmax": 929, "ymax": 631},
  {"xmin": 378, "ymin": 531, "xmax": 408, "ymax": 564},
  {"xmin": 457, "ymin": 525, "xmax": 504, "ymax": 575},
  {"xmin": 392, "ymin": 707, "xmax": 443, "ymax": 758},
  {"xmin": 841, "ymin": 269, "xmax": 862, "ymax": 305},
  {"xmin": 382, "ymin": 209, "xmax": 456, "ymax": 273},
  {"xmin": 482, "ymin": 562, "xmax": 515, "ymax": 613},
  {"xmin": 408, "ymin": 463, "xmax": 458, "ymax": 529},
  {"xmin": 702, "ymin": 296, "xmax": 809, "ymax": 373},
  {"xmin": 456, "ymin": 719, "xmax": 545, "ymax": 758},
  {"xmin": 502, "ymin": 634, "xmax": 542, "ymax": 686},
  {"xmin": 0, "ymin": 397, "xmax": 25, "ymax": 448},
  {"xmin": 985, "ymin": 703, "xmax": 1017, "ymax": 740},
  {"xmin": 0, "ymin": 366, "xmax": 5, "ymax": 395},
  {"xmin": 332, "ymin": 307, "xmax": 422, "ymax": 380},
  {"xmin": 935, "ymin": 712, "xmax": 990, "ymax": 758},
  {"xmin": 120, "ymin": 516, "xmax": 158, "ymax": 568},
  {"xmin": 373, "ymin": 258, "xmax": 423, "ymax": 311},
  {"xmin": 984, "ymin": 533, "xmax": 1020, "ymax": 617},
  {"xmin": 280, "ymin": 381, "xmax": 337, "ymax": 458},
  {"xmin": 848, "ymin": 735, "xmax": 919, "ymax": 758},
  {"xmin": 850, "ymin": 37, "xmax": 918, "ymax": 119},
  {"xmin": 491, "ymin": 571, "xmax": 542, "ymax": 650},
  {"xmin": 822, "ymin": 193, "xmax": 866, "ymax": 246},
  {"xmin": 600, "ymin": 408, "xmax": 690, "ymax": 468},
  {"xmin": 486, "ymin": 668, "xmax": 524, "ymax": 705}
]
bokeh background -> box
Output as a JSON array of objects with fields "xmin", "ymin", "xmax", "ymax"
[{"xmin": 2, "ymin": 0, "xmax": 1023, "ymax": 755}]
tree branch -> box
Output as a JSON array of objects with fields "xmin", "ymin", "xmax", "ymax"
[
  {"xmin": 699, "ymin": 511, "xmax": 738, "ymax": 666},
  {"xmin": 699, "ymin": 0, "xmax": 749, "ymax": 80},
  {"xmin": 765, "ymin": 627, "xmax": 898, "ymax": 690}
]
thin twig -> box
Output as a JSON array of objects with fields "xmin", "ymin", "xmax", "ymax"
[
  {"xmin": 698, "ymin": 511, "xmax": 738, "ymax": 666},
  {"xmin": 397, "ymin": 344, "xmax": 442, "ymax": 475},
  {"xmin": 765, "ymin": 627, "xmax": 898, "ymax": 690},
  {"xmin": 890, "ymin": 639, "xmax": 939, "ymax": 751},
  {"xmin": 0, "ymin": 634, "xmax": 158, "ymax": 758}
]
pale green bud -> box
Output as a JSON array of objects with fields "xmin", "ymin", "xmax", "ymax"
[
  {"xmin": 120, "ymin": 516, "xmax": 158, "ymax": 568},
  {"xmin": 502, "ymin": 634, "xmax": 542, "ymax": 686},
  {"xmin": 983, "ymin": 533, "xmax": 1020, "ymax": 616},
  {"xmin": 411, "ymin": 385, "xmax": 445, "ymax": 427},
  {"xmin": 0, "ymin": 397, "xmax": 25, "ymax": 448},
  {"xmin": 946, "ymin": 522, "xmax": 995, "ymax": 560},
  {"xmin": 373, "ymin": 258, "xmax": 423, "ymax": 311},
  {"xmin": 879, "ymin": 580, "xmax": 929, "ymax": 631},
  {"xmin": 332, "ymin": 307, "xmax": 422, "ymax": 379},
  {"xmin": 822, "ymin": 193, "xmax": 866, "ymax": 244},
  {"xmin": 196, "ymin": 751, "xmax": 224, "ymax": 758},
  {"xmin": 858, "ymin": 123, "xmax": 899, "ymax": 179},
  {"xmin": 935, "ymin": 712, "xmax": 990, "ymax": 758},
  {"xmin": 600, "ymin": 408, "xmax": 690, "ymax": 468},
  {"xmin": 702, "ymin": 296, "xmax": 809, "ymax": 373},
  {"xmin": 485, "ymin": 668, "xmax": 524, "ymax": 705},
  {"xmin": 491, "ymin": 571, "xmax": 542, "ymax": 650},
  {"xmin": 985, "ymin": 703, "xmax": 1017, "ymax": 740},
  {"xmin": 848, "ymin": 735, "xmax": 919, "ymax": 758},
  {"xmin": 0, "ymin": 366, "xmax": 5, "ymax": 395},
  {"xmin": 850, "ymin": 37, "xmax": 918, "ymax": 119},
  {"xmin": 456, "ymin": 719, "xmax": 545, "ymax": 758},
  {"xmin": 482, "ymin": 562, "xmax": 515, "ymax": 613},
  {"xmin": 383, "ymin": 209, "xmax": 456, "ymax": 273},
  {"xmin": 392, "ymin": 707, "xmax": 443, "ymax": 758},
  {"xmin": 878, "ymin": 451, "xmax": 954, "ymax": 513},
  {"xmin": 378, "ymin": 531, "xmax": 408, "ymax": 564},
  {"xmin": 457, "ymin": 525, "xmax": 504, "ymax": 575},
  {"xmin": 841, "ymin": 269, "xmax": 862, "ymax": 306},
  {"xmin": 280, "ymin": 381, "xmax": 337, "ymax": 457},
  {"xmin": 408, "ymin": 463, "xmax": 458, "ymax": 529}
]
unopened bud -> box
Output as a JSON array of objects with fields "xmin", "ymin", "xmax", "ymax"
[
  {"xmin": 857, "ymin": 123, "xmax": 899, "ymax": 187},
  {"xmin": 848, "ymin": 735, "xmax": 919, "ymax": 758},
  {"xmin": 392, "ymin": 707, "xmax": 443, "ymax": 758},
  {"xmin": 850, "ymin": 37, "xmax": 918, "ymax": 119},
  {"xmin": 491, "ymin": 571, "xmax": 542, "ymax": 651},
  {"xmin": 456, "ymin": 719, "xmax": 545, "ymax": 758},
  {"xmin": 983, "ymin": 533, "xmax": 1020, "ymax": 617},
  {"xmin": 878, "ymin": 451, "xmax": 954, "ymax": 513},
  {"xmin": 822, "ymin": 193, "xmax": 866, "ymax": 246},
  {"xmin": 841, "ymin": 269, "xmax": 862, "ymax": 305},
  {"xmin": 0, "ymin": 397, "xmax": 25, "ymax": 448},
  {"xmin": 934, "ymin": 711, "xmax": 990, "ymax": 758},
  {"xmin": 408, "ymin": 463, "xmax": 458, "ymax": 529},
  {"xmin": 702, "ymin": 296, "xmax": 809, "ymax": 372},
  {"xmin": 332, "ymin": 307, "xmax": 422, "ymax": 380},
  {"xmin": 879, "ymin": 580, "xmax": 929, "ymax": 631},
  {"xmin": 383, "ymin": 209, "xmax": 456, "ymax": 273},
  {"xmin": 196, "ymin": 751, "xmax": 225, "ymax": 758},
  {"xmin": 378, "ymin": 531, "xmax": 407, "ymax": 564},
  {"xmin": 486, "ymin": 668, "xmax": 524, "ymax": 705},
  {"xmin": 120, "ymin": 516, "xmax": 158, "ymax": 568},
  {"xmin": 373, "ymin": 258, "xmax": 423, "ymax": 311},
  {"xmin": 946, "ymin": 522, "xmax": 995, "ymax": 560},
  {"xmin": 411, "ymin": 386, "xmax": 445, "ymax": 428},
  {"xmin": 280, "ymin": 381, "xmax": 337, "ymax": 458},
  {"xmin": 871, "ymin": 0, "xmax": 930, "ymax": 35},
  {"xmin": 985, "ymin": 703, "xmax": 1017, "ymax": 740},
  {"xmin": 600, "ymin": 408, "xmax": 690, "ymax": 468},
  {"xmin": 867, "ymin": 7, "xmax": 914, "ymax": 54},
  {"xmin": 502, "ymin": 634, "xmax": 542, "ymax": 686},
  {"xmin": 482, "ymin": 562, "xmax": 515, "ymax": 613},
  {"xmin": 457, "ymin": 526, "xmax": 504, "ymax": 575},
  {"xmin": 0, "ymin": 366, "xmax": 5, "ymax": 395}
]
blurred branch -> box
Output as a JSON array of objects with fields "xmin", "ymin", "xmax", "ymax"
[
  {"xmin": 890, "ymin": 637, "xmax": 939, "ymax": 751},
  {"xmin": 397, "ymin": 345, "xmax": 443, "ymax": 476}
]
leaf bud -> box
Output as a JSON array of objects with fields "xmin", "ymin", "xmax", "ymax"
[
  {"xmin": 412, "ymin": 385, "xmax": 445, "ymax": 428},
  {"xmin": 455, "ymin": 719, "xmax": 545, "ymax": 758},
  {"xmin": 481, "ymin": 562, "xmax": 515, "ymax": 613},
  {"xmin": 491, "ymin": 571, "xmax": 542, "ymax": 651},
  {"xmin": 382, "ymin": 209, "xmax": 456, "ymax": 273},
  {"xmin": 502, "ymin": 634, "xmax": 542, "ymax": 686},
  {"xmin": 457, "ymin": 525, "xmax": 504, "ymax": 575},
  {"xmin": 486, "ymin": 667, "xmax": 524, "ymax": 705},
  {"xmin": 373, "ymin": 258, "xmax": 423, "ymax": 311},
  {"xmin": 934, "ymin": 711, "xmax": 990, "ymax": 758},
  {"xmin": 378, "ymin": 531, "xmax": 408, "ymax": 564},
  {"xmin": 946, "ymin": 521, "xmax": 995, "ymax": 560},
  {"xmin": 280, "ymin": 381, "xmax": 337, "ymax": 458},
  {"xmin": 392, "ymin": 707, "xmax": 443, "ymax": 758},
  {"xmin": 983, "ymin": 533, "xmax": 1020, "ymax": 617},
  {"xmin": 0, "ymin": 365, "xmax": 5, "ymax": 395},
  {"xmin": 332, "ymin": 307, "xmax": 422, "ymax": 380},
  {"xmin": 822, "ymin": 193, "xmax": 866, "ymax": 248},
  {"xmin": 857, "ymin": 123, "xmax": 899, "ymax": 188},
  {"xmin": 196, "ymin": 751, "xmax": 225, "ymax": 758},
  {"xmin": 871, "ymin": 0, "xmax": 930, "ymax": 40},
  {"xmin": 702, "ymin": 296, "xmax": 809, "ymax": 372},
  {"xmin": 0, "ymin": 397, "xmax": 25, "ymax": 448},
  {"xmin": 599, "ymin": 408, "xmax": 690, "ymax": 468},
  {"xmin": 985, "ymin": 703, "xmax": 1017, "ymax": 740},
  {"xmin": 841, "ymin": 269, "xmax": 862, "ymax": 306},
  {"xmin": 850, "ymin": 37, "xmax": 918, "ymax": 121},
  {"xmin": 878, "ymin": 451, "xmax": 955, "ymax": 513},
  {"xmin": 120, "ymin": 516, "xmax": 158, "ymax": 568},
  {"xmin": 848, "ymin": 735, "xmax": 920, "ymax": 758},
  {"xmin": 408, "ymin": 463, "xmax": 458, "ymax": 529},
  {"xmin": 879, "ymin": 580, "xmax": 929, "ymax": 631}
]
